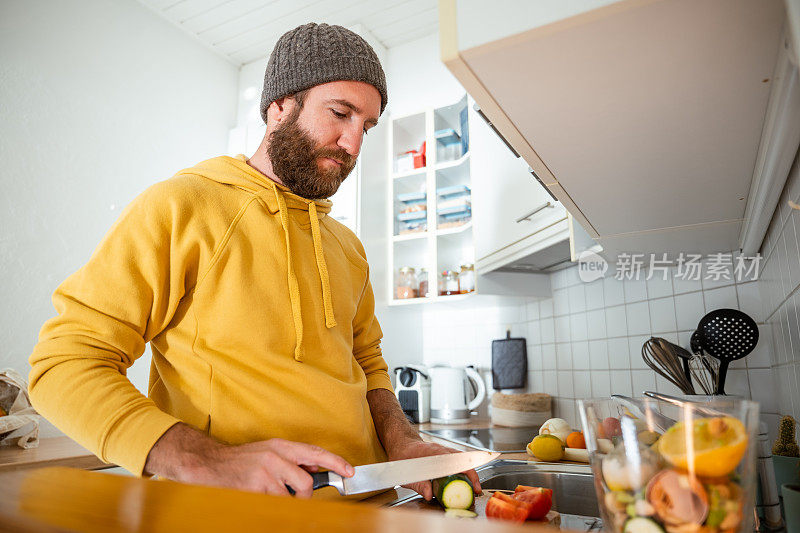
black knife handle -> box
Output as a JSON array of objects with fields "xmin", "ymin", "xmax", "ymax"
[
  {"xmin": 285, "ymin": 471, "xmax": 331, "ymax": 495},
  {"xmin": 311, "ymin": 471, "xmax": 331, "ymax": 490}
]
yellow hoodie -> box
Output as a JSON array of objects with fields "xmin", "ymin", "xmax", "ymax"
[{"xmin": 28, "ymin": 155, "xmax": 392, "ymax": 491}]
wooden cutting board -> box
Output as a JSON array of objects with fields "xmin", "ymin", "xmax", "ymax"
[{"xmin": 399, "ymin": 489, "xmax": 561, "ymax": 527}]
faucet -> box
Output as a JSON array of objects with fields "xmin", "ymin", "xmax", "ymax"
[{"xmin": 642, "ymin": 391, "xmax": 784, "ymax": 531}]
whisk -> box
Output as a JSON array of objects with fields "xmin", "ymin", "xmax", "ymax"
[
  {"xmin": 689, "ymin": 329, "xmax": 720, "ymax": 394},
  {"xmin": 688, "ymin": 354, "xmax": 718, "ymax": 394},
  {"xmin": 641, "ymin": 337, "xmax": 695, "ymax": 394}
]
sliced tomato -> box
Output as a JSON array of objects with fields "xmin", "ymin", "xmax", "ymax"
[
  {"xmin": 513, "ymin": 487, "xmax": 553, "ymax": 520},
  {"xmin": 485, "ymin": 493, "xmax": 530, "ymax": 523},
  {"xmin": 514, "ymin": 485, "xmax": 553, "ymax": 498}
]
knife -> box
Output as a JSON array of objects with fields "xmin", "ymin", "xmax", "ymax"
[{"xmin": 304, "ymin": 450, "xmax": 499, "ymax": 496}]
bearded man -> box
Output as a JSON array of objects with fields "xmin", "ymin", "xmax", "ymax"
[{"xmin": 28, "ymin": 23, "xmax": 480, "ymax": 500}]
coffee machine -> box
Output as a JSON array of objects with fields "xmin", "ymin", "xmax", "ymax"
[{"xmin": 393, "ymin": 365, "xmax": 430, "ymax": 424}]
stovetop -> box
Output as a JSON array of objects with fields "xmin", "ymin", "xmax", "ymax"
[{"xmin": 420, "ymin": 426, "xmax": 540, "ymax": 453}]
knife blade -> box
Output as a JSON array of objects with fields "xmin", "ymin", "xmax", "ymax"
[{"xmin": 309, "ymin": 450, "xmax": 499, "ymax": 496}]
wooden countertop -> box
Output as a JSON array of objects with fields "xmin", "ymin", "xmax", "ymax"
[
  {"xmin": 0, "ymin": 466, "xmax": 568, "ymax": 532},
  {"xmin": 0, "ymin": 437, "xmax": 108, "ymax": 473}
]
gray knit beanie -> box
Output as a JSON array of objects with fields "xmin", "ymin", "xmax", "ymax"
[{"xmin": 260, "ymin": 23, "xmax": 388, "ymax": 123}]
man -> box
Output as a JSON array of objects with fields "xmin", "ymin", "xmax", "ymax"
[{"xmin": 28, "ymin": 23, "xmax": 480, "ymax": 500}]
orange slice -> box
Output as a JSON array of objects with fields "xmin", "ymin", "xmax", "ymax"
[{"xmin": 658, "ymin": 416, "xmax": 748, "ymax": 478}]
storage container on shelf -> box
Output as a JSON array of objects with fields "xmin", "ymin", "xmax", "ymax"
[
  {"xmin": 436, "ymin": 184, "xmax": 471, "ymax": 229},
  {"xmin": 435, "ymin": 128, "xmax": 462, "ymax": 163},
  {"xmin": 395, "ymin": 267, "xmax": 419, "ymax": 299},
  {"xmin": 396, "ymin": 188, "xmax": 428, "ymax": 235},
  {"xmin": 438, "ymin": 270, "xmax": 460, "ymax": 296},
  {"xmin": 418, "ymin": 268, "xmax": 429, "ymax": 298},
  {"xmin": 458, "ymin": 264, "xmax": 475, "ymax": 293},
  {"xmin": 396, "ymin": 210, "xmax": 427, "ymax": 234},
  {"xmin": 394, "ymin": 141, "xmax": 426, "ymax": 173}
]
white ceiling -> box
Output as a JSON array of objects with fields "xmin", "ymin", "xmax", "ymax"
[{"xmin": 138, "ymin": 0, "xmax": 439, "ymax": 66}]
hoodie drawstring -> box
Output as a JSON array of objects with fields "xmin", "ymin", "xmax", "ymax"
[
  {"xmin": 266, "ymin": 183, "xmax": 336, "ymax": 363},
  {"xmin": 271, "ymin": 185, "xmax": 305, "ymax": 362},
  {"xmin": 308, "ymin": 201, "xmax": 337, "ymax": 329}
]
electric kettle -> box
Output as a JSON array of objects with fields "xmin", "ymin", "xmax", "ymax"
[{"xmin": 429, "ymin": 365, "xmax": 486, "ymax": 424}]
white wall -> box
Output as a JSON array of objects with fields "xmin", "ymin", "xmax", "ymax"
[{"xmin": 1, "ymin": 0, "xmax": 238, "ymax": 433}]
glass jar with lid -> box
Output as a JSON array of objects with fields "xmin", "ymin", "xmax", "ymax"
[
  {"xmin": 458, "ymin": 263, "xmax": 475, "ymax": 294},
  {"xmin": 438, "ymin": 270, "xmax": 460, "ymax": 296},
  {"xmin": 395, "ymin": 267, "xmax": 418, "ymax": 299},
  {"xmin": 418, "ymin": 268, "xmax": 429, "ymax": 298}
]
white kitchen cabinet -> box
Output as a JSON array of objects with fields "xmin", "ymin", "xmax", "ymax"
[
  {"xmin": 387, "ymin": 95, "xmax": 550, "ymax": 305},
  {"xmin": 469, "ymin": 103, "xmax": 569, "ymax": 273},
  {"xmin": 440, "ymin": 0, "xmax": 793, "ymax": 261}
]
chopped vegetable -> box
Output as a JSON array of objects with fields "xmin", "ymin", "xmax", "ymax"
[
  {"xmin": 432, "ymin": 474, "xmax": 474, "ymax": 510},
  {"xmin": 485, "ymin": 492, "xmax": 531, "ymax": 522},
  {"xmin": 623, "ymin": 517, "xmax": 665, "ymax": 533},
  {"xmin": 513, "ymin": 486, "xmax": 553, "ymax": 520},
  {"xmin": 444, "ymin": 509, "xmax": 477, "ymax": 518}
]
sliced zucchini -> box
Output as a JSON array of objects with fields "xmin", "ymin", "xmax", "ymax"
[
  {"xmin": 432, "ymin": 473, "xmax": 474, "ymax": 510},
  {"xmin": 623, "ymin": 517, "xmax": 665, "ymax": 533},
  {"xmin": 444, "ymin": 509, "xmax": 478, "ymax": 518}
]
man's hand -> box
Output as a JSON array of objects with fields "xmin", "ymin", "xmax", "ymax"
[
  {"xmin": 365, "ymin": 388, "xmax": 482, "ymax": 500},
  {"xmin": 144, "ymin": 423, "xmax": 353, "ymax": 498},
  {"xmin": 386, "ymin": 439, "xmax": 483, "ymax": 501}
]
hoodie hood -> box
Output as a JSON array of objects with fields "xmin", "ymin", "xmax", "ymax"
[
  {"xmin": 180, "ymin": 154, "xmax": 333, "ymax": 216},
  {"xmin": 175, "ymin": 154, "xmax": 338, "ymax": 362}
]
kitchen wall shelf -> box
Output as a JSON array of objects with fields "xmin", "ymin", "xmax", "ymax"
[
  {"xmin": 436, "ymin": 220, "xmax": 473, "ymax": 237},
  {"xmin": 435, "ymin": 151, "xmax": 470, "ymax": 171},
  {"xmin": 388, "ymin": 94, "xmax": 475, "ymax": 306},
  {"xmin": 393, "ymin": 168, "xmax": 427, "ymax": 180},
  {"xmin": 392, "ymin": 232, "xmax": 428, "ymax": 243}
]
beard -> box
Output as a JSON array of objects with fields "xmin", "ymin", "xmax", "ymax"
[{"xmin": 267, "ymin": 110, "xmax": 357, "ymax": 200}]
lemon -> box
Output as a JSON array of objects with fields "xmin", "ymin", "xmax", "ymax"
[
  {"xmin": 658, "ymin": 416, "xmax": 748, "ymax": 478},
  {"xmin": 527, "ymin": 434, "xmax": 565, "ymax": 462}
]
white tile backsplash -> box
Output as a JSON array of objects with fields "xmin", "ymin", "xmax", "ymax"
[
  {"xmin": 675, "ymin": 291, "xmax": 705, "ymax": 331},
  {"xmin": 624, "ymin": 278, "xmax": 648, "ymax": 303},
  {"xmin": 586, "ymin": 309, "xmax": 607, "ymax": 340},
  {"xmin": 554, "ymin": 288, "xmax": 570, "ymax": 316},
  {"xmin": 605, "ymin": 305, "xmax": 628, "ymax": 338},
  {"xmin": 555, "ymin": 316, "xmax": 570, "ymax": 342},
  {"xmin": 704, "ymin": 285, "xmax": 739, "ymax": 312},
  {"xmin": 569, "ymin": 284, "xmax": 586, "ymax": 313},
  {"xmin": 589, "ymin": 340, "xmax": 609, "ymax": 369},
  {"xmin": 646, "ymin": 274, "xmax": 673, "ymax": 299},
  {"xmin": 608, "ymin": 337, "xmax": 630, "ymax": 369},
  {"xmin": 585, "ymin": 280, "xmax": 605, "ymax": 310},
  {"xmin": 625, "ymin": 301, "xmax": 651, "ymax": 335},
  {"xmin": 540, "ymin": 298, "xmax": 554, "ymax": 318},
  {"xmin": 603, "ymin": 276, "xmax": 625, "ymax": 307},
  {"xmin": 419, "ymin": 152, "xmax": 800, "ymax": 439},
  {"xmin": 572, "ymin": 340, "xmax": 590, "ymax": 369},
  {"xmin": 649, "ymin": 296, "xmax": 677, "ymax": 334},
  {"xmin": 570, "ymin": 312, "xmax": 588, "ymax": 341}
]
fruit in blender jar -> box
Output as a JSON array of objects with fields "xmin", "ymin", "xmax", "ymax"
[
  {"xmin": 637, "ymin": 430, "xmax": 660, "ymax": 447},
  {"xmin": 603, "ymin": 417, "xmax": 623, "ymax": 438},
  {"xmin": 645, "ymin": 469, "xmax": 709, "ymax": 526},
  {"xmin": 601, "ymin": 447, "xmax": 660, "ymax": 491},
  {"xmin": 658, "ymin": 416, "xmax": 747, "ymax": 477}
]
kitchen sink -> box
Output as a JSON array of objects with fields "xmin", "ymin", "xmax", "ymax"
[{"xmin": 387, "ymin": 460, "xmax": 602, "ymax": 530}]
